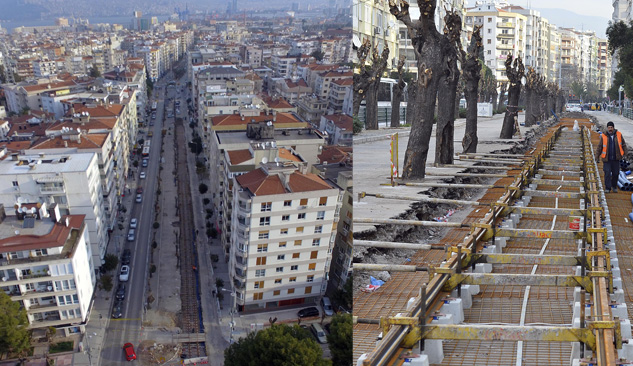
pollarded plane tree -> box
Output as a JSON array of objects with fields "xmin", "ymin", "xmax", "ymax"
[
  {"xmin": 389, "ymin": 0, "xmax": 454, "ymax": 178},
  {"xmin": 536, "ymin": 74, "xmax": 548, "ymax": 121},
  {"xmin": 499, "ymin": 54, "xmax": 525, "ymax": 138},
  {"xmin": 545, "ymin": 82, "xmax": 558, "ymax": 118},
  {"xmin": 497, "ymin": 81, "xmax": 508, "ymax": 112},
  {"xmin": 460, "ymin": 25, "xmax": 483, "ymax": 154},
  {"xmin": 524, "ymin": 67, "xmax": 538, "ymax": 127},
  {"xmin": 353, "ymin": 39, "xmax": 390, "ymax": 131},
  {"xmin": 435, "ymin": 8, "xmax": 463, "ymax": 164},
  {"xmin": 391, "ymin": 56, "xmax": 406, "ymax": 127}
]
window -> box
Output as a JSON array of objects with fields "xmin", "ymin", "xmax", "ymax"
[
  {"xmin": 281, "ymin": 228, "xmax": 288, "ymax": 235},
  {"xmin": 35, "ymin": 249, "xmax": 48, "ymax": 256},
  {"xmin": 259, "ymin": 217, "xmax": 271, "ymax": 226},
  {"xmin": 312, "ymin": 239, "xmax": 320, "ymax": 246},
  {"xmin": 294, "ymin": 240, "xmax": 302, "ymax": 246},
  {"xmin": 487, "ymin": 39, "xmax": 491, "ymax": 44},
  {"xmin": 276, "ymin": 267, "xmax": 284, "ymax": 272},
  {"xmin": 293, "ymin": 253, "xmax": 300, "ymax": 259},
  {"xmin": 273, "ymin": 290, "xmax": 280, "ymax": 296},
  {"xmin": 261, "ymin": 202, "xmax": 272, "ymax": 212},
  {"xmin": 314, "ymin": 225, "xmax": 323, "ymax": 233},
  {"xmin": 305, "ymin": 286, "xmax": 312, "ymax": 294},
  {"xmin": 308, "ymin": 263, "xmax": 316, "ymax": 271},
  {"xmin": 307, "ymin": 275, "xmax": 314, "ymax": 283},
  {"xmin": 487, "ymin": 50, "xmax": 492, "ymax": 55},
  {"xmin": 275, "ymin": 279, "xmax": 282, "ymax": 284},
  {"xmin": 488, "ymin": 17, "xmax": 492, "ymax": 23},
  {"xmin": 291, "ymin": 265, "xmax": 299, "ymax": 271},
  {"xmin": 253, "ymin": 292, "xmax": 263, "ymax": 300},
  {"xmin": 317, "ymin": 211, "xmax": 325, "ymax": 220},
  {"xmin": 300, "ymin": 198, "xmax": 308, "ymax": 206},
  {"xmin": 310, "ymin": 251, "xmax": 318, "ymax": 259},
  {"xmin": 284, "ymin": 200, "xmax": 292, "ymax": 207},
  {"xmin": 254, "ymin": 281, "xmax": 264, "ymax": 289},
  {"xmin": 277, "ymin": 254, "xmax": 285, "ymax": 260},
  {"xmin": 255, "ymin": 269, "xmax": 266, "ymax": 277},
  {"xmin": 298, "ymin": 213, "xmax": 306, "ymax": 220},
  {"xmin": 488, "ymin": 28, "xmax": 491, "ymax": 34},
  {"xmin": 12, "ymin": 181, "xmax": 18, "ymax": 187},
  {"xmin": 289, "ymin": 277, "xmax": 297, "ymax": 282},
  {"xmin": 288, "ymin": 288, "xmax": 295, "ymax": 294},
  {"xmin": 296, "ymin": 227, "xmax": 304, "ymax": 233},
  {"xmin": 319, "ymin": 197, "xmax": 327, "ymax": 206},
  {"xmin": 258, "ymin": 231, "xmax": 269, "ymax": 239},
  {"xmin": 282, "ymin": 215, "xmax": 290, "ymax": 221},
  {"xmin": 256, "ymin": 257, "xmax": 267, "ymax": 265},
  {"xmin": 279, "ymin": 242, "xmax": 287, "ymax": 248},
  {"xmin": 257, "ymin": 244, "xmax": 268, "ymax": 252}
]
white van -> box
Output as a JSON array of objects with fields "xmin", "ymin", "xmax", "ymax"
[
  {"xmin": 321, "ymin": 296, "xmax": 333, "ymax": 316},
  {"xmin": 311, "ymin": 323, "xmax": 328, "ymax": 344}
]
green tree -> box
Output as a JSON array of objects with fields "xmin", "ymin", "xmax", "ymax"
[
  {"xmin": 569, "ymin": 80, "xmax": 585, "ymax": 100},
  {"xmin": 310, "ymin": 49, "xmax": 325, "ymax": 62},
  {"xmin": 146, "ymin": 75, "xmax": 154, "ymax": 98},
  {"xmin": 89, "ymin": 65, "xmax": 101, "ymax": 78},
  {"xmin": 224, "ymin": 324, "xmax": 330, "ymax": 366},
  {"xmin": 199, "ymin": 183, "xmax": 208, "ymax": 194},
  {"xmin": 0, "ymin": 292, "xmax": 31, "ymax": 356},
  {"xmin": 327, "ymin": 313, "xmax": 352, "ymax": 366},
  {"xmin": 102, "ymin": 253, "xmax": 119, "ymax": 272}
]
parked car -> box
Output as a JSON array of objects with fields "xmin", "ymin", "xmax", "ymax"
[
  {"xmin": 565, "ymin": 103, "xmax": 582, "ymax": 112},
  {"xmin": 142, "ymin": 159, "xmax": 148, "ymax": 167},
  {"xmin": 310, "ymin": 323, "xmax": 328, "ymax": 344},
  {"xmin": 119, "ymin": 265, "xmax": 130, "ymax": 282},
  {"xmin": 112, "ymin": 301, "xmax": 123, "ymax": 319},
  {"xmin": 297, "ymin": 307, "xmax": 319, "ymax": 318},
  {"xmin": 140, "ymin": 172, "xmax": 146, "ymax": 179},
  {"xmin": 321, "ymin": 296, "xmax": 334, "ymax": 316},
  {"xmin": 136, "ymin": 194, "xmax": 142, "ymax": 203},
  {"xmin": 123, "ymin": 343, "xmax": 136, "ymax": 361},
  {"xmin": 136, "ymin": 187, "xmax": 143, "ymax": 194},
  {"xmin": 116, "ymin": 284, "xmax": 126, "ymax": 300},
  {"xmin": 127, "ymin": 229, "xmax": 135, "ymax": 242},
  {"xmin": 121, "ymin": 249, "xmax": 131, "ymax": 265},
  {"xmin": 130, "ymin": 218, "xmax": 137, "ymax": 229}
]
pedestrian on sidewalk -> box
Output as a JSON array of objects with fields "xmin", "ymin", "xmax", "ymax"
[{"xmin": 596, "ymin": 121, "xmax": 627, "ymax": 193}]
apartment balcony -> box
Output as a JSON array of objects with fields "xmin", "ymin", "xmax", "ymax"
[
  {"xmin": 39, "ymin": 185, "xmax": 65, "ymax": 195},
  {"xmin": 497, "ymin": 22, "xmax": 515, "ymax": 28},
  {"xmin": 27, "ymin": 300, "xmax": 58, "ymax": 311},
  {"xmin": 233, "ymin": 279, "xmax": 246, "ymax": 291},
  {"xmin": 497, "ymin": 32, "xmax": 515, "ymax": 38},
  {"xmin": 496, "ymin": 44, "xmax": 514, "ymax": 50}
]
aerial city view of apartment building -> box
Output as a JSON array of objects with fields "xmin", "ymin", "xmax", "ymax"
[{"xmin": 0, "ymin": 0, "xmax": 352, "ymax": 364}]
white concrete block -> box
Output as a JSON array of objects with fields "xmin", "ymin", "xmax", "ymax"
[
  {"xmin": 494, "ymin": 237, "xmax": 507, "ymax": 248},
  {"xmin": 611, "ymin": 303, "xmax": 628, "ymax": 320},
  {"xmin": 451, "ymin": 287, "xmax": 472, "ymax": 309},
  {"xmin": 618, "ymin": 341, "xmax": 633, "ymax": 361},
  {"xmin": 614, "ymin": 277, "xmax": 623, "ymax": 291},
  {"xmin": 474, "ymin": 263, "xmax": 492, "ymax": 273},
  {"xmin": 621, "ymin": 319, "xmax": 632, "ymax": 340},
  {"xmin": 407, "ymin": 297, "xmax": 417, "ymax": 312},
  {"xmin": 573, "ymin": 302, "xmax": 591, "ymax": 321},
  {"xmin": 510, "ymin": 213, "xmax": 521, "ymax": 225},
  {"xmin": 462, "ymin": 284, "xmax": 480, "ymax": 296},
  {"xmin": 440, "ymin": 298, "xmax": 464, "ymax": 324},
  {"xmin": 612, "ymin": 257, "xmax": 619, "ymax": 268},
  {"xmin": 501, "ymin": 220, "xmax": 515, "ymax": 229},
  {"xmin": 613, "ymin": 267, "xmax": 621, "ymax": 278},
  {"xmin": 356, "ymin": 354, "xmax": 368, "ymax": 366},
  {"xmin": 611, "ymin": 250, "xmax": 618, "ymax": 259},
  {"xmin": 402, "ymin": 354, "xmax": 429, "ymax": 366},
  {"xmin": 482, "ymin": 245, "xmax": 497, "ymax": 254},
  {"xmin": 422, "ymin": 340, "xmax": 443, "ymax": 364},
  {"xmin": 611, "ymin": 289, "xmax": 625, "ymax": 304}
]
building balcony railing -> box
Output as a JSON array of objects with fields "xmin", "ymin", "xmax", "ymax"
[
  {"xmin": 497, "ymin": 22, "xmax": 514, "ymax": 28},
  {"xmin": 497, "ymin": 44, "xmax": 514, "ymax": 50},
  {"xmin": 39, "ymin": 186, "xmax": 65, "ymax": 194},
  {"xmin": 497, "ymin": 32, "xmax": 515, "ymax": 38}
]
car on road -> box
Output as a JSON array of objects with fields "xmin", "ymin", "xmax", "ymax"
[
  {"xmin": 136, "ymin": 194, "xmax": 142, "ymax": 203},
  {"xmin": 116, "ymin": 284, "xmax": 126, "ymax": 300},
  {"xmin": 136, "ymin": 187, "xmax": 143, "ymax": 194},
  {"xmin": 127, "ymin": 229, "xmax": 135, "ymax": 242},
  {"xmin": 121, "ymin": 249, "xmax": 131, "ymax": 265},
  {"xmin": 565, "ymin": 103, "xmax": 582, "ymax": 112},
  {"xmin": 140, "ymin": 172, "xmax": 146, "ymax": 179},
  {"xmin": 130, "ymin": 218, "xmax": 137, "ymax": 229},
  {"xmin": 123, "ymin": 343, "xmax": 136, "ymax": 361},
  {"xmin": 142, "ymin": 159, "xmax": 148, "ymax": 167},
  {"xmin": 119, "ymin": 265, "xmax": 130, "ymax": 282},
  {"xmin": 149, "ymin": 121, "xmax": 154, "ymax": 126},
  {"xmin": 321, "ymin": 296, "xmax": 334, "ymax": 316},
  {"xmin": 310, "ymin": 323, "xmax": 328, "ymax": 344},
  {"xmin": 112, "ymin": 300, "xmax": 123, "ymax": 318},
  {"xmin": 298, "ymin": 307, "xmax": 320, "ymax": 318}
]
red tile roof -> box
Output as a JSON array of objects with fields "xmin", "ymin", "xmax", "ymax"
[
  {"xmin": 0, "ymin": 215, "xmax": 85, "ymax": 254},
  {"xmin": 236, "ymin": 167, "xmax": 332, "ymax": 196},
  {"xmin": 227, "ymin": 149, "xmax": 253, "ymax": 165},
  {"xmin": 318, "ymin": 146, "xmax": 353, "ymax": 164},
  {"xmin": 324, "ymin": 114, "xmax": 353, "ymax": 131},
  {"xmin": 32, "ymin": 134, "xmax": 108, "ymax": 150}
]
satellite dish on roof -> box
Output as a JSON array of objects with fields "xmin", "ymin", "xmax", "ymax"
[
  {"xmin": 267, "ymin": 121, "xmax": 272, "ymax": 126},
  {"xmin": 262, "ymin": 157, "xmax": 268, "ymax": 164},
  {"xmin": 31, "ymin": 207, "xmax": 36, "ymax": 214}
]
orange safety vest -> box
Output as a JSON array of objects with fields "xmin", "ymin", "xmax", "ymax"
[{"xmin": 601, "ymin": 131, "xmax": 624, "ymax": 158}]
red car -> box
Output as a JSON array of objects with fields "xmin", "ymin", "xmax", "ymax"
[
  {"xmin": 123, "ymin": 343, "xmax": 136, "ymax": 361},
  {"xmin": 136, "ymin": 187, "xmax": 143, "ymax": 194}
]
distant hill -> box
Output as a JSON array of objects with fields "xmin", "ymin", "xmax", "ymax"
[
  {"xmin": 535, "ymin": 7, "xmax": 610, "ymax": 38},
  {"xmin": 0, "ymin": 0, "xmax": 46, "ymax": 20}
]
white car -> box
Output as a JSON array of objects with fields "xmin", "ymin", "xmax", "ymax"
[
  {"xmin": 565, "ymin": 103, "xmax": 582, "ymax": 112},
  {"xmin": 130, "ymin": 218, "xmax": 137, "ymax": 229},
  {"xmin": 140, "ymin": 172, "xmax": 146, "ymax": 179},
  {"xmin": 119, "ymin": 265, "xmax": 130, "ymax": 282},
  {"xmin": 127, "ymin": 229, "xmax": 135, "ymax": 241}
]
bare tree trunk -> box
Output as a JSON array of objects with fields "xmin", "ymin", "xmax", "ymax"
[
  {"xmin": 492, "ymin": 89, "xmax": 498, "ymax": 112},
  {"xmin": 406, "ymin": 83, "xmax": 418, "ymax": 126},
  {"xmin": 352, "ymin": 73, "xmax": 366, "ymax": 117},
  {"xmin": 461, "ymin": 25, "xmax": 482, "ymax": 154},
  {"xmin": 390, "ymin": 0, "xmax": 448, "ymax": 179},
  {"xmin": 500, "ymin": 55, "xmax": 524, "ymax": 139},
  {"xmin": 498, "ymin": 82, "xmax": 507, "ymax": 110},
  {"xmin": 390, "ymin": 57, "xmax": 406, "ymax": 128},
  {"xmin": 524, "ymin": 67, "xmax": 536, "ymax": 127},
  {"xmin": 365, "ymin": 82, "xmax": 379, "ymax": 130}
]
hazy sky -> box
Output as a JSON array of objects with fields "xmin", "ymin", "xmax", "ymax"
[{"xmin": 513, "ymin": 0, "xmax": 612, "ymax": 19}]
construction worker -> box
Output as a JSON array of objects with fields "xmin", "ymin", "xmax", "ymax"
[{"xmin": 596, "ymin": 121, "xmax": 627, "ymax": 193}]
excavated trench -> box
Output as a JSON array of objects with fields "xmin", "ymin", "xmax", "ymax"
[{"xmin": 352, "ymin": 112, "xmax": 602, "ymax": 295}]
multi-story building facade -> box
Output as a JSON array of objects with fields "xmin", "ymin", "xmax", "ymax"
[
  {"xmin": 353, "ymin": 0, "xmax": 399, "ymax": 72},
  {"xmin": 0, "ymin": 211, "xmax": 96, "ymax": 336},
  {"xmin": 0, "ymin": 153, "xmax": 106, "ymax": 271},
  {"xmin": 229, "ymin": 163, "xmax": 340, "ymax": 311}
]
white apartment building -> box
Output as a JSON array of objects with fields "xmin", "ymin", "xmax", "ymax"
[
  {"xmin": 508, "ymin": 7, "xmax": 550, "ymax": 77},
  {"xmin": 465, "ymin": 4, "xmax": 528, "ymax": 82},
  {"xmin": 33, "ymin": 59, "xmax": 58, "ymax": 77},
  {"xmin": 230, "ymin": 163, "xmax": 340, "ymax": 311},
  {"xmin": 0, "ymin": 153, "xmax": 107, "ymax": 271},
  {"xmin": 353, "ymin": 0, "xmax": 399, "ymax": 72},
  {"xmin": 0, "ymin": 212, "xmax": 96, "ymax": 336}
]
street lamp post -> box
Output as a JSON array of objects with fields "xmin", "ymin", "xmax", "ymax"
[
  {"xmin": 221, "ymin": 288, "xmax": 236, "ymax": 343},
  {"xmin": 619, "ymin": 85, "xmax": 625, "ymax": 114}
]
